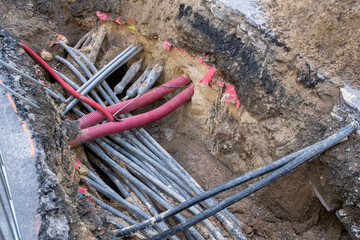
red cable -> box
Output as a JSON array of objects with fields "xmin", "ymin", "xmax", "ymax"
[
  {"xmin": 78, "ymin": 76, "xmax": 191, "ymax": 129},
  {"xmin": 19, "ymin": 42, "xmax": 114, "ymax": 122},
  {"xmin": 68, "ymin": 84, "xmax": 194, "ymax": 148}
]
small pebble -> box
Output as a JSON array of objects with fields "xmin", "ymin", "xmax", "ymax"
[{"xmin": 40, "ymin": 49, "xmax": 53, "ymax": 61}]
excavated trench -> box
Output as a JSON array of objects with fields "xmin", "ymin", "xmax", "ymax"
[{"xmin": 1, "ymin": 0, "xmax": 360, "ymax": 239}]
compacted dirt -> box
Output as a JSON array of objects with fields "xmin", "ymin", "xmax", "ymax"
[
  {"xmin": 1, "ymin": 0, "xmax": 359, "ymax": 239},
  {"xmin": 261, "ymin": 0, "xmax": 360, "ymax": 88}
]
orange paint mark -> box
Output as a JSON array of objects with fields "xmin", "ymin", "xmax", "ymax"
[
  {"xmin": 7, "ymin": 93, "xmax": 18, "ymax": 113},
  {"xmin": 19, "ymin": 118, "xmax": 36, "ymax": 157},
  {"xmin": 36, "ymin": 216, "xmax": 41, "ymax": 236},
  {"xmin": 0, "ymin": 78, "xmax": 36, "ymax": 156},
  {"xmin": 0, "ymin": 78, "xmax": 18, "ymax": 113}
]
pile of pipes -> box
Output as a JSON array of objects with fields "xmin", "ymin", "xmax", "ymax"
[
  {"xmin": 0, "ymin": 27, "xmax": 358, "ymax": 240},
  {"xmin": 17, "ymin": 29, "xmax": 246, "ymax": 239},
  {"xmin": 54, "ymin": 31, "xmax": 246, "ymax": 240}
]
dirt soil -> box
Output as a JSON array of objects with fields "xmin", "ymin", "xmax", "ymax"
[
  {"xmin": 1, "ymin": 0, "xmax": 360, "ymax": 239},
  {"xmin": 261, "ymin": 0, "xmax": 360, "ymax": 88}
]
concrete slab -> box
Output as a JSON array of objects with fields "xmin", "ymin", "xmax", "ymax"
[{"xmin": 214, "ymin": 0, "xmax": 267, "ymax": 26}]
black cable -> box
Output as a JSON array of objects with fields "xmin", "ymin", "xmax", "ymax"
[
  {"xmin": 116, "ymin": 121, "xmax": 358, "ymax": 238},
  {"xmin": 143, "ymin": 121, "xmax": 358, "ymax": 240}
]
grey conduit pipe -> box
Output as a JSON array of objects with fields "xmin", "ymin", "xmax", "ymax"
[
  {"xmin": 87, "ymin": 153, "xmax": 134, "ymax": 201},
  {"xmin": 133, "ymin": 128, "xmax": 246, "ymax": 238},
  {"xmin": 60, "ymin": 41, "xmax": 114, "ymax": 105},
  {"xmin": 71, "ymin": 47, "xmax": 118, "ymax": 105},
  {"xmin": 63, "ymin": 42, "xmax": 239, "ymax": 238},
  {"xmin": 55, "ymin": 71, "xmax": 95, "ymax": 113},
  {"xmin": 0, "ymin": 59, "xmax": 64, "ymax": 101},
  {"xmin": 96, "ymin": 139, "xmax": 225, "ymax": 240},
  {"xmin": 0, "ymin": 83, "xmax": 39, "ymax": 109},
  {"xmin": 55, "ymin": 55, "xmax": 106, "ymax": 107},
  {"xmin": 91, "ymin": 139, "xmax": 201, "ymax": 239},
  {"xmin": 101, "ymin": 137, "xmax": 190, "ymax": 196},
  {"xmin": 144, "ymin": 121, "xmax": 359, "ymax": 240},
  {"xmin": 85, "ymin": 141, "xmax": 205, "ymax": 240},
  {"xmin": 84, "ymin": 174, "xmax": 179, "ymax": 240},
  {"xmin": 63, "ymin": 45, "xmax": 141, "ymax": 113},
  {"xmin": 85, "ymin": 193, "xmax": 157, "ymax": 238}
]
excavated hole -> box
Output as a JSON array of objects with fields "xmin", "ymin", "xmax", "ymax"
[
  {"xmin": 0, "ymin": 1, "xmax": 353, "ymax": 239},
  {"xmin": 67, "ymin": 25, "xmax": 349, "ymax": 239}
]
